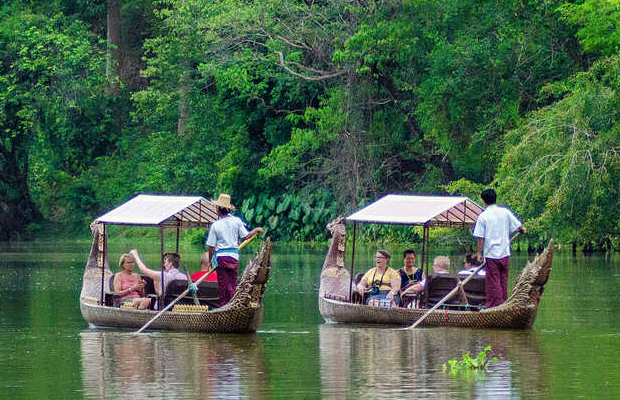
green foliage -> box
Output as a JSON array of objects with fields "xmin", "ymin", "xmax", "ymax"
[
  {"xmin": 496, "ymin": 55, "xmax": 620, "ymax": 247},
  {"xmin": 444, "ymin": 179, "xmax": 486, "ymax": 203},
  {"xmin": 442, "ymin": 345, "xmax": 498, "ymax": 374},
  {"xmin": 1, "ymin": 0, "xmax": 617, "ymax": 246},
  {"xmin": 239, "ymin": 190, "xmax": 338, "ymax": 241},
  {"xmin": 0, "ymin": 8, "xmax": 110, "ymax": 237},
  {"xmin": 334, "ymin": 0, "xmax": 580, "ymax": 184},
  {"xmin": 559, "ymin": 0, "xmax": 620, "ymax": 57},
  {"xmin": 356, "ymin": 224, "xmax": 423, "ymax": 246}
]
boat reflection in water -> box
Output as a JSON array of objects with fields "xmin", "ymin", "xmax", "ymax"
[
  {"xmin": 80, "ymin": 330, "xmax": 267, "ymax": 399},
  {"xmin": 319, "ymin": 324, "xmax": 547, "ymax": 399}
]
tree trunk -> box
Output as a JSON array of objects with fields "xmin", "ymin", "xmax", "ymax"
[
  {"xmin": 106, "ymin": 0, "xmax": 122, "ymax": 95},
  {"xmin": 0, "ymin": 140, "xmax": 42, "ymax": 240},
  {"xmin": 177, "ymin": 64, "xmax": 191, "ymax": 135}
]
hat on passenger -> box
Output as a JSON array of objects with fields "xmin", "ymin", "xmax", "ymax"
[{"xmin": 211, "ymin": 193, "xmax": 236, "ymax": 210}]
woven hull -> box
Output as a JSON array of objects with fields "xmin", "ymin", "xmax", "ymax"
[
  {"xmin": 80, "ymin": 300, "xmax": 264, "ymax": 333},
  {"xmin": 80, "ymin": 238, "xmax": 271, "ymax": 333},
  {"xmin": 319, "ymin": 241, "xmax": 553, "ymax": 330},
  {"xmin": 319, "ymin": 296, "xmax": 537, "ymax": 329}
]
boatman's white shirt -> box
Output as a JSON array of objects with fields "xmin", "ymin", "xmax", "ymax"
[
  {"xmin": 206, "ymin": 215, "xmax": 249, "ymax": 260},
  {"xmin": 472, "ymin": 204, "xmax": 522, "ymax": 259}
]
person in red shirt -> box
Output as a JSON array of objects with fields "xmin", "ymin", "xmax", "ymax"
[{"xmin": 190, "ymin": 252, "xmax": 218, "ymax": 282}]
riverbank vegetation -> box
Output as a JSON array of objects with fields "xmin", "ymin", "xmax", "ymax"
[{"xmin": 1, "ymin": 0, "xmax": 619, "ymax": 250}]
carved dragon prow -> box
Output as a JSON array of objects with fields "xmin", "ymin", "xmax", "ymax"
[
  {"xmin": 80, "ymin": 223, "xmax": 112, "ymax": 301},
  {"xmin": 319, "ymin": 218, "xmax": 352, "ymax": 300}
]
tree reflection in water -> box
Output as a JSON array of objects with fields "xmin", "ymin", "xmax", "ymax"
[
  {"xmin": 319, "ymin": 324, "xmax": 546, "ymax": 399},
  {"xmin": 80, "ymin": 331, "xmax": 267, "ymax": 399}
]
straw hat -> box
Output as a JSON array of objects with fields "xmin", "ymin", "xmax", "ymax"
[{"xmin": 211, "ymin": 193, "xmax": 236, "ymax": 210}]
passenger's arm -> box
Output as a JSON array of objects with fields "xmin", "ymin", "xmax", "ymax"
[
  {"xmin": 476, "ymin": 238, "xmax": 484, "ymax": 262},
  {"xmin": 403, "ymin": 280, "xmax": 425, "ymax": 294},
  {"xmin": 356, "ymin": 277, "xmax": 368, "ymax": 293},
  {"xmin": 112, "ymin": 274, "xmax": 122, "ymax": 293},
  {"xmin": 129, "ymin": 249, "xmax": 159, "ymax": 280},
  {"xmin": 112, "ymin": 273, "xmax": 141, "ymax": 297},
  {"xmin": 387, "ymin": 274, "xmax": 401, "ymax": 301}
]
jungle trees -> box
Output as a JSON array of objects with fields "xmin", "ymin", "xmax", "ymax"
[{"xmin": 0, "ymin": 10, "xmax": 109, "ymax": 239}]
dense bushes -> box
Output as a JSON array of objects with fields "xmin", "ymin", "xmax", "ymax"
[{"xmin": 2, "ymin": 0, "xmax": 620, "ymax": 249}]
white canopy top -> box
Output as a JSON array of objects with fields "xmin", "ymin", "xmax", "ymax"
[
  {"xmin": 346, "ymin": 194, "xmax": 484, "ymax": 227},
  {"xmin": 94, "ymin": 194, "xmax": 218, "ymax": 227}
]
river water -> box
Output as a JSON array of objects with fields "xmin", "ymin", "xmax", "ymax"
[{"xmin": 1, "ymin": 238, "xmax": 619, "ymax": 399}]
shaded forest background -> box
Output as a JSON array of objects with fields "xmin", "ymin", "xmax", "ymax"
[{"xmin": 0, "ymin": 0, "xmax": 619, "ymax": 249}]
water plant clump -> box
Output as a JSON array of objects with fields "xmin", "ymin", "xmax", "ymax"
[{"xmin": 442, "ymin": 346, "xmax": 498, "ymax": 374}]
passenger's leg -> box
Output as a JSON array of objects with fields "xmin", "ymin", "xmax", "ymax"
[{"xmin": 134, "ymin": 297, "xmax": 151, "ymax": 310}]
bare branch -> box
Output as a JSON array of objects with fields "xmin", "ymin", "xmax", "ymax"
[{"xmin": 275, "ymin": 51, "xmax": 345, "ymax": 81}]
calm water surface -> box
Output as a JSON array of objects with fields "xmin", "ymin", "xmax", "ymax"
[{"xmin": 1, "ymin": 239, "xmax": 619, "ymax": 399}]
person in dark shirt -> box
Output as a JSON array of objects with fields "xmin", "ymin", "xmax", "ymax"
[{"xmin": 398, "ymin": 249, "xmax": 423, "ymax": 291}]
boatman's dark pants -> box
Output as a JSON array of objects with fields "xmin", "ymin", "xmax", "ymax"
[
  {"xmin": 485, "ymin": 257, "xmax": 510, "ymax": 308},
  {"xmin": 216, "ymin": 256, "xmax": 239, "ymax": 307}
]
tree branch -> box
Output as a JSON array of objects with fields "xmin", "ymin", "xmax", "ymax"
[{"xmin": 275, "ymin": 51, "xmax": 345, "ymax": 81}]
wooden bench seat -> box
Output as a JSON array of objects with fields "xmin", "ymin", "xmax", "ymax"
[
  {"xmin": 163, "ymin": 279, "xmax": 220, "ymax": 309},
  {"xmin": 422, "ymin": 273, "xmax": 486, "ymax": 310}
]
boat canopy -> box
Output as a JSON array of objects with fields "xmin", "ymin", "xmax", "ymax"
[
  {"xmin": 346, "ymin": 194, "xmax": 484, "ymax": 228},
  {"xmin": 94, "ymin": 194, "xmax": 218, "ymax": 228}
]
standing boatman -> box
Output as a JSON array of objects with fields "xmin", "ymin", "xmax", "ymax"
[
  {"xmin": 207, "ymin": 194, "xmax": 263, "ymax": 307},
  {"xmin": 472, "ymin": 189, "xmax": 526, "ymax": 308}
]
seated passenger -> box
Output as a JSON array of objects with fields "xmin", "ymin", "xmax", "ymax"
[
  {"xmin": 190, "ymin": 252, "xmax": 218, "ymax": 282},
  {"xmin": 356, "ymin": 250, "xmax": 401, "ymax": 307},
  {"xmin": 401, "ymin": 255, "xmax": 451, "ymax": 295},
  {"xmin": 399, "ymin": 249, "xmax": 423, "ymax": 291},
  {"xmin": 398, "ymin": 249, "xmax": 424, "ymax": 308},
  {"xmin": 130, "ymin": 249, "xmax": 187, "ymax": 296},
  {"xmin": 458, "ymin": 252, "xmax": 486, "ymax": 277},
  {"xmin": 113, "ymin": 253, "xmax": 151, "ymax": 309}
]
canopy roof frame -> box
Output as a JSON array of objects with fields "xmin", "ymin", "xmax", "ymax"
[
  {"xmin": 345, "ymin": 194, "xmax": 484, "ymax": 228},
  {"xmin": 343, "ymin": 194, "xmax": 484, "ymax": 293},
  {"xmin": 92, "ymin": 194, "xmax": 220, "ymax": 309},
  {"xmin": 94, "ymin": 194, "xmax": 218, "ymax": 229}
]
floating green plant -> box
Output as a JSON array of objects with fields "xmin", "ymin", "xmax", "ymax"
[{"xmin": 442, "ymin": 345, "xmax": 498, "ymax": 373}]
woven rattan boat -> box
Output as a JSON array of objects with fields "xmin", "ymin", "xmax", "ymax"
[
  {"xmin": 79, "ymin": 194, "xmax": 271, "ymax": 333},
  {"xmin": 318, "ymin": 195, "xmax": 553, "ymax": 329}
]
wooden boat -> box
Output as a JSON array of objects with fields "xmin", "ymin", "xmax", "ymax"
[
  {"xmin": 80, "ymin": 194, "xmax": 271, "ymax": 333},
  {"xmin": 318, "ymin": 195, "xmax": 553, "ymax": 329}
]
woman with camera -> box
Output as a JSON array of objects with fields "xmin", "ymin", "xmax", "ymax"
[{"xmin": 356, "ymin": 250, "xmax": 401, "ymax": 307}]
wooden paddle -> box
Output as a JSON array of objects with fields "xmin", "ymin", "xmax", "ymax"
[
  {"xmin": 406, "ymin": 231, "xmax": 522, "ymax": 329},
  {"xmin": 182, "ymin": 267, "xmax": 201, "ymax": 306},
  {"xmin": 135, "ymin": 234, "xmax": 259, "ymax": 334},
  {"xmin": 406, "ymin": 259, "xmax": 487, "ymax": 329}
]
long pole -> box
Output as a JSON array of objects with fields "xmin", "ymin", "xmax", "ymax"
[
  {"xmin": 135, "ymin": 234, "xmax": 259, "ymax": 334},
  {"xmin": 136, "ymin": 265, "xmax": 218, "ymax": 334},
  {"xmin": 99, "ymin": 224, "xmax": 106, "ymax": 304},
  {"xmin": 347, "ymin": 223, "xmax": 357, "ymax": 302},
  {"xmin": 406, "ymin": 231, "xmax": 522, "ymax": 329},
  {"xmin": 160, "ymin": 226, "xmax": 165, "ymax": 310},
  {"xmin": 406, "ymin": 259, "xmax": 487, "ymax": 329},
  {"xmin": 421, "ymin": 224, "xmax": 430, "ymax": 306}
]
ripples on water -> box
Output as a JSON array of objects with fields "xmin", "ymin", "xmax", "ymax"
[
  {"xmin": 76, "ymin": 326, "xmax": 544, "ymax": 399},
  {"xmin": 2, "ymin": 241, "xmax": 620, "ymax": 399}
]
